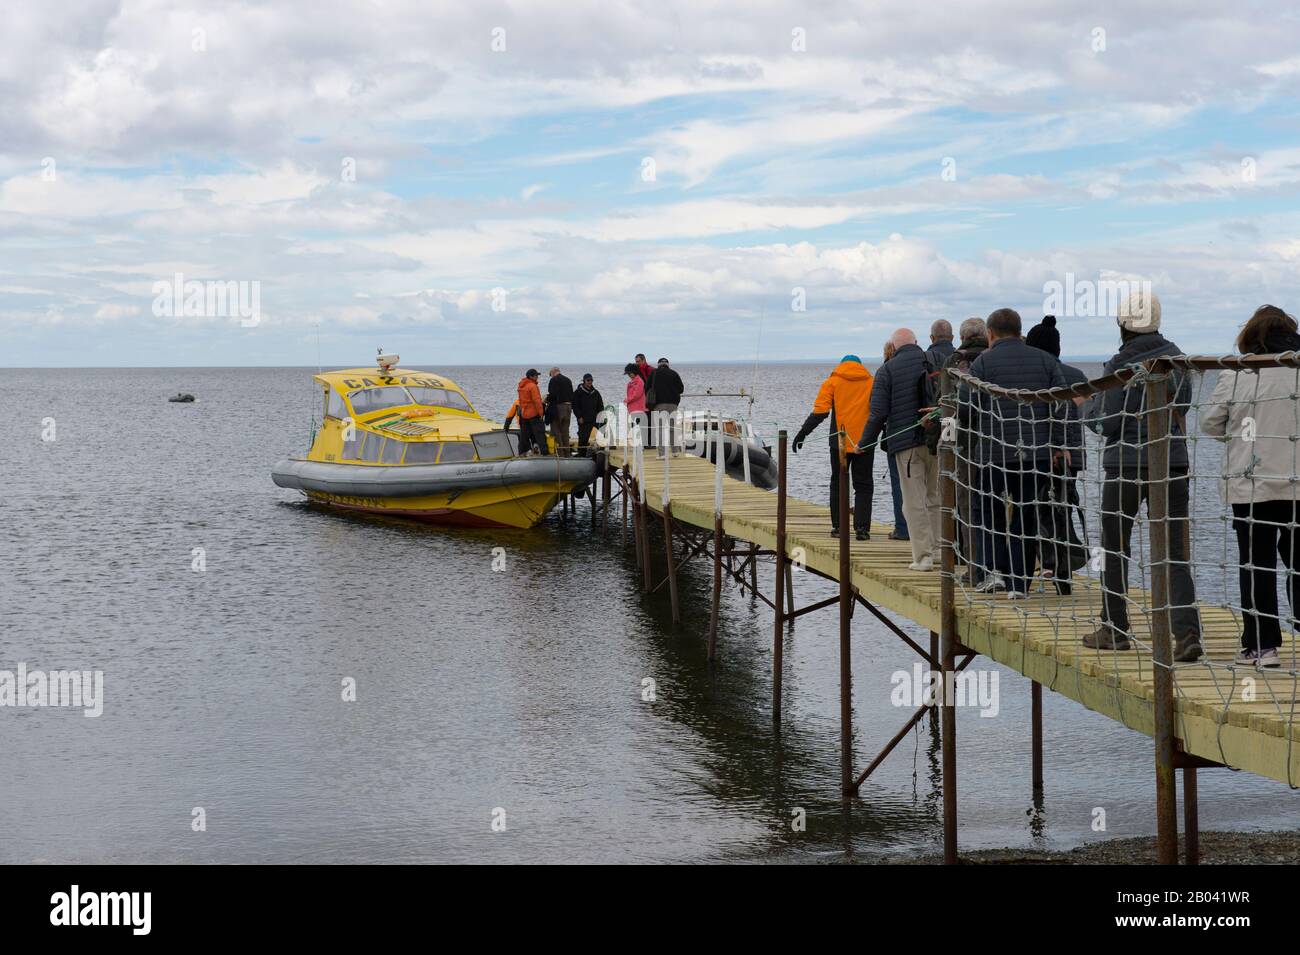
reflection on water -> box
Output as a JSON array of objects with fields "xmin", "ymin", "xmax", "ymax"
[{"xmin": 2, "ymin": 363, "xmax": 1296, "ymax": 863}]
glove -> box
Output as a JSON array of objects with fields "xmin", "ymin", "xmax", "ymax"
[{"xmin": 792, "ymin": 432, "xmax": 806, "ymax": 454}]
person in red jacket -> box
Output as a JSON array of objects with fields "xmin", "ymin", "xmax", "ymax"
[
  {"xmin": 635, "ymin": 353, "xmax": 654, "ymax": 387},
  {"xmin": 624, "ymin": 362, "xmax": 648, "ymax": 448},
  {"xmin": 516, "ymin": 368, "xmax": 549, "ymax": 455}
]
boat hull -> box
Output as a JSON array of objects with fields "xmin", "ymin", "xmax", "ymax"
[{"xmin": 273, "ymin": 456, "xmax": 597, "ymax": 529}]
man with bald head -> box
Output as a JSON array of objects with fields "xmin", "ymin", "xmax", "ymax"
[
  {"xmin": 926, "ymin": 319, "xmax": 956, "ymax": 369},
  {"xmin": 859, "ymin": 328, "xmax": 942, "ymax": 570}
]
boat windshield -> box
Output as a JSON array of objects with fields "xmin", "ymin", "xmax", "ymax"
[
  {"xmin": 349, "ymin": 386, "xmax": 413, "ymax": 415},
  {"xmin": 407, "ymin": 386, "xmax": 474, "ymax": 413}
]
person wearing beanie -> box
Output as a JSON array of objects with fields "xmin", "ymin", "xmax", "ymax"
[
  {"xmin": 1025, "ymin": 315, "xmax": 1061, "ymax": 358},
  {"xmin": 1023, "ymin": 316, "xmax": 1090, "ymax": 590},
  {"xmin": 791, "ymin": 353, "xmax": 876, "ymax": 540},
  {"xmin": 516, "ymin": 368, "xmax": 548, "ymax": 455},
  {"xmin": 1083, "ymin": 287, "xmax": 1202, "ymax": 661}
]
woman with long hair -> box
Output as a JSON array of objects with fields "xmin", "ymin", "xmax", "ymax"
[{"xmin": 1202, "ymin": 304, "xmax": 1300, "ymax": 668}]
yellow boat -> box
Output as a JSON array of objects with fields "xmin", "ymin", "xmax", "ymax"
[{"xmin": 272, "ymin": 355, "xmax": 596, "ymax": 529}]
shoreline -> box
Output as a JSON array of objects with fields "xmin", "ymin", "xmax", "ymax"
[{"xmin": 888, "ymin": 830, "xmax": 1300, "ymax": 865}]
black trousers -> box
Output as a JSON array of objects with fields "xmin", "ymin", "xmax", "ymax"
[
  {"xmin": 1037, "ymin": 468, "xmax": 1087, "ymax": 580},
  {"xmin": 983, "ymin": 466, "xmax": 1042, "ymax": 594},
  {"xmin": 523, "ymin": 417, "xmax": 549, "ymax": 455},
  {"xmin": 577, "ymin": 421, "xmax": 597, "ymax": 451},
  {"xmin": 1232, "ymin": 499, "xmax": 1300, "ymax": 651},
  {"xmin": 829, "ymin": 445, "xmax": 874, "ymax": 532},
  {"xmin": 1100, "ymin": 470, "xmax": 1199, "ymax": 637}
]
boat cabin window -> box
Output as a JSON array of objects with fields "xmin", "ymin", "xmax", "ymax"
[
  {"xmin": 349, "ymin": 386, "xmax": 412, "ymax": 416},
  {"xmin": 326, "ymin": 389, "xmax": 348, "ymax": 419},
  {"xmin": 437, "ymin": 441, "xmax": 475, "ymax": 464},
  {"xmin": 471, "ymin": 431, "xmax": 515, "ymax": 460},
  {"xmin": 342, "ymin": 426, "xmax": 360, "ymax": 459},
  {"xmin": 407, "ymin": 386, "xmax": 474, "ymax": 413},
  {"xmin": 402, "ymin": 441, "xmax": 442, "ymax": 465},
  {"xmin": 379, "ymin": 436, "xmax": 404, "ymax": 465},
  {"xmin": 359, "ymin": 432, "xmax": 385, "ymax": 463}
]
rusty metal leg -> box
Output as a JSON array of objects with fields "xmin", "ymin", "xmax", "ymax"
[
  {"xmin": 773, "ymin": 432, "xmax": 788, "ymax": 724},
  {"xmin": 785, "ymin": 563, "xmax": 795, "ymax": 617},
  {"xmin": 663, "ymin": 503, "xmax": 680, "ymax": 625},
  {"xmin": 631, "ymin": 478, "xmax": 642, "ymax": 570},
  {"xmin": 1032, "ymin": 680, "xmax": 1044, "ymax": 797},
  {"xmin": 939, "ymin": 397, "xmax": 959, "ymax": 864},
  {"xmin": 929, "ymin": 631, "xmax": 939, "ymax": 726},
  {"xmin": 708, "ymin": 514, "xmax": 722, "ymax": 661},
  {"xmin": 602, "ymin": 466, "xmax": 611, "ymax": 538},
  {"xmin": 1145, "ymin": 376, "xmax": 1179, "ymax": 864},
  {"xmin": 838, "ymin": 450, "xmax": 853, "ymax": 797},
  {"xmin": 641, "ymin": 498, "xmax": 653, "ymax": 593},
  {"xmin": 1184, "ymin": 767, "xmax": 1199, "ymax": 865}
]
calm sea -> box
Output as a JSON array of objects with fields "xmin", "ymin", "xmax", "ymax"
[{"xmin": 3, "ymin": 362, "xmax": 1296, "ymax": 863}]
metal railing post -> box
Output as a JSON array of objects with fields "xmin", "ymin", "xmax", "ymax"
[
  {"xmin": 939, "ymin": 385, "xmax": 959, "ymax": 863},
  {"xmin": 1145, "ymin": 370, "xmax": 1179, "ymax": 864}
]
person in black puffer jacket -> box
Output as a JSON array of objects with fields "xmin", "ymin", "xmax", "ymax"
[
  {"xmin": 571, "ymin": 373, "xmax": 605, "ymax": 453},
  {"xmin": 1025, "ymin": 315, "xmax": 1090, "ymax": 589},
  {"xmin": 941, "ymin": 318, "xmax": 989, "ymax": 582},
  {"xmin": 1081, "ymin": 290, "xmax": 1202, "ymax": 660},
  {"xmin": 647, "ymin": 358, "xmax": 684, "ymax": 455},
  {"xmin": 860, "ymin": 330, "xmax": 940, "ymax": 568},
  {"xmin": 965, "ymin": 309, "xmax": 1068, "ymax": 597}
]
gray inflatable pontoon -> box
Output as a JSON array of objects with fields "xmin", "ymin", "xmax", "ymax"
[{"xmin": 272, "ymin": 455, "xmax": 597, "ymax": 498}]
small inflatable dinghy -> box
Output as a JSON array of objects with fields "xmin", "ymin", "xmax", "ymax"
[{"xmin": 169, "ymin": 393, "xmax": 196, "ymax": 403}]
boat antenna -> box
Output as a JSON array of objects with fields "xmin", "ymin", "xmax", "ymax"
[{"xmin": 749, "ymin": 305, "xmax": 764, "ymax": 417}]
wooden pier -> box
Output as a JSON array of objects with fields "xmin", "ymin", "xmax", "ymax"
[{"xmin": 601, "ymin": 421, "xmax": 1300, "ymax": 865}]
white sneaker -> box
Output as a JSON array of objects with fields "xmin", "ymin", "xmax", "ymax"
[
  {"xmin": 974, "ymin": 574, "xmax": 1005, "ymax": 593},
  {"xmin": 1006, "ymin": 590, "xmax": 1029, "ymax": 601},
  {"xmin": 908, "ymin": 555, "xmax": 934, "ymax": 572},
  {"xmin": 1236, "ymin": 647, "xmax": 1281, "ymax": 668}
]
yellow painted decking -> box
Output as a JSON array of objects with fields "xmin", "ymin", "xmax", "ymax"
[{"xmin": 609, "ymin": 449, "xmax": 1300, "ymax": 787}]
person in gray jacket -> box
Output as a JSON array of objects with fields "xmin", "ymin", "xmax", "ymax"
[
  {"xmin": 1082, "ymin": 289, "xmax": 1202, "ymax": 661},
  {"xmin": 966, "ymin": 308, "xmax": 1068, "ymax": 597}
]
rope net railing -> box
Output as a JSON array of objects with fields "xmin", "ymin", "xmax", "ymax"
[{"xmin": 945, "ymin": 354, "xmax": 1300, "ymax": 783}]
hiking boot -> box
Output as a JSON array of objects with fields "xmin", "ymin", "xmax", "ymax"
[
  {"xmin": 1175, "ymin": 631, "xmax": 1203, "ymax": 663},
  {"xmin": 888, "ymin": 530, "xmax": 909, "ymax": 541},
  {"xmin": 856, "ymin": 529, "xmax": 870, "ymax": 542},
  {"xmin": 1083, "ymin": 627, "xmax": 1132, "ymax": 651},
  {"xmin": 974, "ymin": 573, "xmax": 1005, "ymax": 593},
  {"xmin": 1236, "ymin": 647, "xmax": 1281, "ymax": 668}
]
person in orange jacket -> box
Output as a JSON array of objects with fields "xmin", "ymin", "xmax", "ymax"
[
  {"xmin": 503, "ymin": 399, "xmax": 530, "ymax": 454},
  {"xmin": 516, "ymin": 368, "xmax": 549, "ymax": 455},
  {"xmin": 792, "ymin": 354, "xmax": 876, "ymax": 539}
]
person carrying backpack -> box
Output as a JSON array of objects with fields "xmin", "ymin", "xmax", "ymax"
[{"xmin": 859, "ymin": 329, "xmax": 941, "ymax": 570}]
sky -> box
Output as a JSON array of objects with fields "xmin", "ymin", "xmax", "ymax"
[{"xmin": 3, "ymin": 0, "xmax": 1300, "ymax": 367}]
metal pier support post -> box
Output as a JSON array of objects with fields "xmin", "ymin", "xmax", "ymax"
[
  {"xmin": 772, "ymin": 431, "xmax": 788, "ymax": 725},
  {"xmin": 662, "ymin": 451, "xmax": 680, "ymax": 625},
  {"xmin": 838, "ymin": 444, "xmax": 853, "ymax": 797},
  {"xmin": 1145, "ymin": 373, "xmax": 1179, "ymax": 865},
  {"xmin": 707, "ymin": 413, "xmax": 724, "ymax": 662},
  {"xmin": 602, "ymin": 466, "xmax": 611, "ymax": 537},
  {"xmin": 1031, "ymin": 681, "xmax": 1044, "ymax": 796},
  {"xmin": 1184, "ymin": 766, "xmax": 1199, "ymax": 865},
  {"xmin": 939, "ymin": 393, "xmax": 959, "ymax": 864}
]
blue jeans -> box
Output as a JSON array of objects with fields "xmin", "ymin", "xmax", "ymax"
[{"xmin": 887, "ymin": 451, "xmax": 909, "ymax": 536}]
